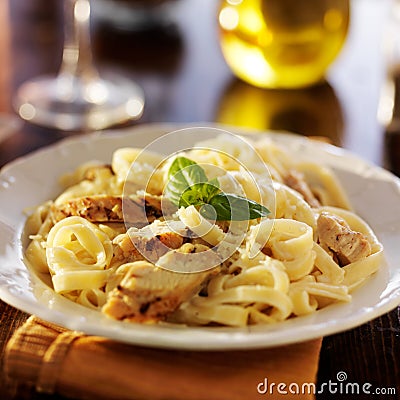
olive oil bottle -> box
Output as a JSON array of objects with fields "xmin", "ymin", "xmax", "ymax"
[{"xmin": 218, "ymin": 0, "xmax": 350, "ymax": 88}]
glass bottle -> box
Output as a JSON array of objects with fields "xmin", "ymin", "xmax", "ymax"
[{"xmin": 218, "ymin": 0, "xmax": 350, "ymax": 89}]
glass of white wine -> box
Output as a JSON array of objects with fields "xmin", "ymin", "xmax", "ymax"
[
  {"xmin": 14, "ymin": 0, "xmax": 145, "ymax": 131},
  {"xmin": 218, "ymin": 0, "xmax": 350, "ymax": 89}
]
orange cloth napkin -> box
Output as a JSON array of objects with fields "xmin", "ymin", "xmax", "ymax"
[{"xmin": 3, "ymin": 316, "xmax": 322, "ymax": 400}]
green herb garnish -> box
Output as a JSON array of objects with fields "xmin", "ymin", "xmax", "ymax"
[
  {"xmin": 164, "ymin": 156, "xmax": 208, "ymax": 206},
  {"xmin": 165, "ymin": 156, "xmax": 270, "ymax": 221}
]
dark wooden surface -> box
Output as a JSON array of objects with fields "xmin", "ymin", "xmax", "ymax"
[{"xmin": 1, "ymin": 0, "xmax": 400, "ymax": 398}]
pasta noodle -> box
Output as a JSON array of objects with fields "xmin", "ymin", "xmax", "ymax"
[
  {"xmin": 24, "ymin": 133, "xmax": 384, "ymax": 327},
  {"xmin": 177, "ymin": 206, "xmax": 225, "ymax": 246},
  {"xmin": 45, "ymin": 216, "xmax": 113, "ymax": 293},
  {"xmin": 25, "ymin": 201, "xmax": 53, "ymax": 273}
]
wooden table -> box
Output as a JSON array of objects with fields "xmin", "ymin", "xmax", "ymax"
[{"xmin": 1, "ymin": 0, "xmax": 399, "ymax": 398}]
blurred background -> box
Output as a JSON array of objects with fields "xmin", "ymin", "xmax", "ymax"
[{"xmin": 0, "ymin": 0, "xmax": 394, "ymax": 170}]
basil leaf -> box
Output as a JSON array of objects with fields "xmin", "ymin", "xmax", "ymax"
[
  {"xmin": 179, "ymin": 186, "xmax": 205, "ymax": 208},
  {"xmin": 165, "ymin": 157, "xmax": 208, "ymax": 206},
  {"xmin": 206, "ymin": 193, "xmax": 270, "ymax": 221},
  {"xmin": 164, "ymin": 156, "xmax": 269, "ymax": 222},
  {"xmin": 179, "ymin": 182, "xmax": 220, "ymax": 208},
  {"xmin": 201, "ymin": 179, "xmax": 220, "ymax": 202}
]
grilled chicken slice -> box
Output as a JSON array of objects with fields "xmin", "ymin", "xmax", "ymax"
[
  {"xmin": 113, "ymin": 220, "xmax": 191, "ymax": 264},
  {"xmin": 128, "ymin": 220, "xmax": 196, "ymax": 263},
  {"xmin": 317, "ymin": 212, "xmax": 371, "ymax": 266},
  {"xmin": 113, "ymin": 233, "xmax": 144, "ymax": 264},
  {"xmin": 51, "ymin": 194, "xmax": 163, "ymax": 225},
  {"xmin": 285, "ymin": 169, "xmax": 320, "ymax": 208},
  {"xmin": 103, "ymin": 259, "xmax": 218, "ymax": 323}
]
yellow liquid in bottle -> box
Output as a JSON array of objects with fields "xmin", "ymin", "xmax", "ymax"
[{"xmin": 218, "ymin": 0, "xmax": 350, "ymax": 89}]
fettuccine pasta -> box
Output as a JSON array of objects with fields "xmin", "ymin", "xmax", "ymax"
[{"xmin": 24, "ymin": 133, "xmax": 383, "ymax": 324}]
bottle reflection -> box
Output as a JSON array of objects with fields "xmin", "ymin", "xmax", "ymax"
[{"xmin": 216, "ymin": 78, "xmax": 344, "ymax": 146}]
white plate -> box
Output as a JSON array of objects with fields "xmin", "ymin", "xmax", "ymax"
[{"xmin": 1, "ymin": 123, "xmax": 400, "ymax": 350}]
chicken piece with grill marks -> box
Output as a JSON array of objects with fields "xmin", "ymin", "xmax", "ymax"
[
  {"xmin": 112, "ymin": 220, "xmax": 191, "ymax": 264},
  {"xmin": 103, "ymin": 248, "xmax": 219, "ymax": 323},
  {"xmin": 50, "ymin": 194, "xmax": 164, "ymax": 226},
  {"xmin": 104, "ymin": 220, "xmax": 221, "ymax": 322},
  {"xmin": 317, "ymin": 212, "xmax": 371, "ymax": 266}
]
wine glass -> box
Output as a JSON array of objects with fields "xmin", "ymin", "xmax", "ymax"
[{"xmin": 14, "ymin": 0, "xmax": 145, "ymax": 131}]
